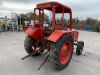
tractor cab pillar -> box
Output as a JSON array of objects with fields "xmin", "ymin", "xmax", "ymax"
[{"xmin": 33, "ymin": 8, "xmax": 44, "ymax": 27}]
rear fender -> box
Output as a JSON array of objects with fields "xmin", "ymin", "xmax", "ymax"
[
  {"xmin": 25, "ymin": 27, "xmax": 44, "ymax": 41},
  {"xmin": 48, "ymin": 30, "xmax": 72, "ymax": 42}
]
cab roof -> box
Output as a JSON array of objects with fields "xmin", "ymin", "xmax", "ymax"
[{"xmin": 37, "ymin": 2, "xmax": 72, "ymax": 13}]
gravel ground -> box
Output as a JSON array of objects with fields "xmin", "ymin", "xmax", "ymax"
[{"xmin": 0, "ymin": 31, "xmax": 100, "ymax": 75}]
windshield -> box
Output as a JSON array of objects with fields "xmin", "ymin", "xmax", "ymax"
[{"xmin": 55, "ymin": 13, "xmax": 70, "ymax": 26}]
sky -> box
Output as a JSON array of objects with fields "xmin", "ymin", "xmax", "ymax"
[{"xmin": 0, "ymin": 0, "xmax": 100, "ymax": 19}]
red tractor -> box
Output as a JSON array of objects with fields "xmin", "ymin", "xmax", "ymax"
[{"xmin": 22, "ymin": 2, "xmax": 84, "ymax": 70}]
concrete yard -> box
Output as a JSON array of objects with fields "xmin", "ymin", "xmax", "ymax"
[{"xmin": 0, "ymin": 31, "xmax": 100, "ymax": 75}]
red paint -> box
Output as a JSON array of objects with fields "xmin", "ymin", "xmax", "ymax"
[
  {"xmin": 72, "ymin": 31, "xmax": 79, "ymax": 42},
  {"xmin": 25, "ymin": 27, "xmax": 44, "ymax": 41},
  {"xmin": 48, "ymin": 30, "xmax": 79, "ymax": 42},
  {"xmin": 48, "ymin": 30, "xmax": 67, "ymax": 42},
  {"xmin": 59, "ymin": 42, "xmax": 72, "ymax": 64}
]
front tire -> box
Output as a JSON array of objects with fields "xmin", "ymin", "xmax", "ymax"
[
  {"xmin": 76, "ymin": 41, "xmax": 84, "ymax": 55},
  {"xmin": 24, "ymin": 35, "xmax": 40, "ymax": 56},
  {"xmin": 50, "ymin": 35, "xmax": 73, "ymax": 70}
]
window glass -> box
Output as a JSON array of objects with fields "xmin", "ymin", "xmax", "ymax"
[
  {"xmin": 64, "ymin": 13, "xmax": 70, "ymax": 27},
  {"xmin": 55, "ymin": 13, "xmax": 62, "ymax": 25}
]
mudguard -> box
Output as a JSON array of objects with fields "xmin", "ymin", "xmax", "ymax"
[
  {"xmin": 48, "ymin": 30, "xmax": 71, "ymax": 42},
  {"xmin": 25, "ymin": 27, "xmax": 44, "ymax": 41}
]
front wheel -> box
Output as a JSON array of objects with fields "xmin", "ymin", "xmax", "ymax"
[
  {"xmin": 50, "ymin": 35, "xmax": 73, "ymax": 70},
  {"xmin": 76, "ymin": 41, "xmax": 84, "ymax": 55}
]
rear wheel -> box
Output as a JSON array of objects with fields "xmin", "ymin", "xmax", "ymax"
[
  {"xmin": 50, "ymin": 35, "xmax": 73, "ymax": 70},
  {"xmin": 76, "ymin": 41, "xmax": 84, "ymax": 55},
  {"xmin": 24, "ymin": 35, "xmax": 40, "ymax": 56}
]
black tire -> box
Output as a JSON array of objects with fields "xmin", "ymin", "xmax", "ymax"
[
  {"xmin": 76, "ymin": 41, "xmax": 84, "ymax": 55},
  {"xmin": 24, "ymin": 35, "xmax": 40, "ymax": 56},
  {"xmin": 50, "ymin": 35, "xmax": 73, "ymax": 70}
]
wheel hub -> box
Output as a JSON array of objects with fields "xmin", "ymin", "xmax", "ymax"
[{"xmin": 59, "ymin": 42, "xmax": 72, "ymax": 65}]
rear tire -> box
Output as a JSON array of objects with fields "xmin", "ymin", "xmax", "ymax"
[
  {"xmin": 50, "ymin": 35, "xmax": 73, "ymax": 70},
  {"xmin": 24, "ymin": 35, "xmax": 40, "ymax": 56},
  {"xmin": 76, "ymin": 41, "xmax": 84, "ymax": 55}
]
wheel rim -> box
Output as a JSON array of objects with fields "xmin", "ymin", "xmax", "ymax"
[{"xmin": 59, "ymin": 42, "xmax": 72, "ymax": 65}]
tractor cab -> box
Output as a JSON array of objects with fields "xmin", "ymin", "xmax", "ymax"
[{"xmin": 33, "ymin": 2, "xmax": 72, "ymax": 30}]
